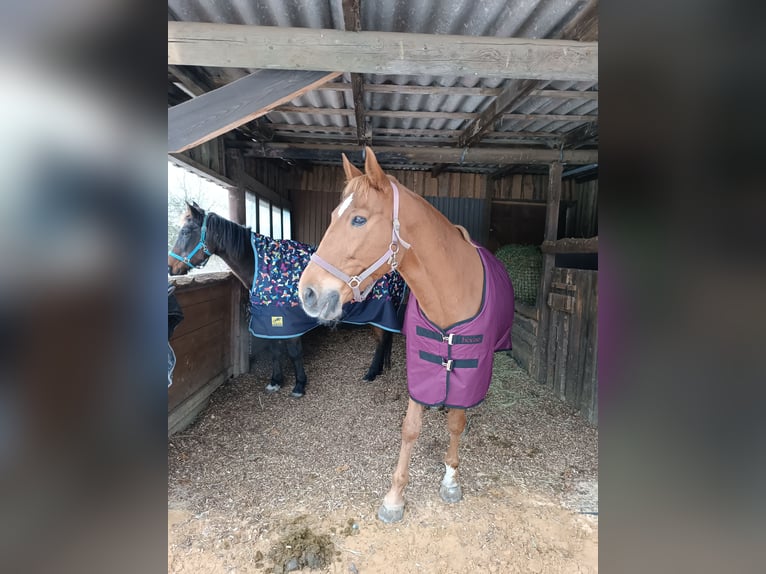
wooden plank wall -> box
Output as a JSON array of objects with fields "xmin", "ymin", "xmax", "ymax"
[
  {"xmin": 292, "ymin": 188, "xmax": 341, "ymax": 248},
  {"xmin": 544, "ymin": 268, "xmax": 598, "ymax": 424},
  {"xmin": 168, "ymin": 274, "xmax": 241, "ymax": 434},
  {"xmin": 490, "ymin": 174, "xmax": 597, "ymax": 245},
  {"xmin": 511, "ymin": 303, "xmax": 538, "ymax": 372},
  {"xmin": 569, "ymin": 179, "xmax": 598, "ymax": 238},
  {"xmin": 493, "ymin": 173, "xmax": 576, "ymax": 202},
  {"xmin": 184, "ymin": 137, "xmax": 225, "ymax": 176},
  {"xmin": 245, "ymin": 158, "xmax": 301, "ymax": 202},
  {"xmin": 293, "ymin": 165, "xmax": 488, "ymax": 245}
]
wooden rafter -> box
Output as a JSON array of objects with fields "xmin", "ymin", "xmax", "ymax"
[
  {"xmin": 168, "ymin": 23, "xmax": 598, "ymax": 82},
  {"xmin": 457, "ymin": 79, "xmax": 540, "ymax": 149},
  {"xmin": 271, "ymin": 106, "xmax": 597, "ymax": 123},
  {"xmin": 168, "ymin": 69, "xmax": 341, "ymax": 153},
  {"xmin": 266, "ymin": 124, "xmax": 560, "ymax": 140},
  {"xmin": 242, "ymin": 143, "xmax": 598, "ymax": 165},
  {"xmin": 316, "ymin": 84, "xmax": 598, "ymax": 99},
  {"xmin": 562, "ymin": 123, "xmax": 599, "ymax": 149},
  {"xmin": 430, "ymin": 0, "xmax": 600, "ymax": 176},
  {"xmin": 342, "ymin": 0, "xmax": 369, "ymax": 146}
]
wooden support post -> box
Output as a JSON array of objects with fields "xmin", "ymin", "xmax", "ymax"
[
  {"xmin": 228, "ymin": 187, "xmax": 246, "ymax": 225},
  {"xmin": 342, "ymin": 0, "xmax": 369, "ymax": 146},
  {"xmin": 532, "ymin": 161, "xmax": 562, "ymax": 382},
  {"xmin": 229, "ymin": 276, "xmax": 250, "ymax": 377},
  {"xmin": 225, "ymin": 150, "xmax": 247, "ymax": 224}
]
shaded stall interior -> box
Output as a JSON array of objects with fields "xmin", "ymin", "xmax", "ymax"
[{"xmin": 167, "ymin": 0, "xmax": 599, "ymax": 431}]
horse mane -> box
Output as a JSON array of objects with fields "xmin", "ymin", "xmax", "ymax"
[
  {"xmin": 205, "ymin": 211, "xmax": 252, "ymax": 260},
  {"xmin": 454, "ymin": 225, "xmax": 472, "ymax": 243}
]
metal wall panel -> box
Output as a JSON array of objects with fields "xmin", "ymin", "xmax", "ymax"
[{"xmin": 425, "ymin": 196, "xmax": 490, "ymax": 247}]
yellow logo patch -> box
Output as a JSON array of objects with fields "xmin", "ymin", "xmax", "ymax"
[{"xmin": 271, "ymin": 316, "xmax": 284, "ymax": 327}]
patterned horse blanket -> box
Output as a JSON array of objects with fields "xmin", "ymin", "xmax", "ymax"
[
  {"xmin": 249, "ymin": 234, "xmax": 405, "ymax": 338},
  {"xmin": 403, "ymin": 245, "xmax": 514, "ymax": 409}
]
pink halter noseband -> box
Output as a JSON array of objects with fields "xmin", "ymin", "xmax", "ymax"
[{"xmin": 309, "ymin": 181, "xmax": 411, "ymax": 302}]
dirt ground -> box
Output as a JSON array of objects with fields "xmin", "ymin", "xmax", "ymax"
[{"xmin": 168, "ymin": 325, "xmax": 598, "ymax": 573}]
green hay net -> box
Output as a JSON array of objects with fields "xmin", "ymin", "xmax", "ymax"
[{"xmin": 494, "ymin": 244, "xmax": 542, "ymax": 306}]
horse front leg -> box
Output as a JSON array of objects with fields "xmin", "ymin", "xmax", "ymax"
[
  {"xmin": 265, "ymin": 340, "xmax": 283, "ymax": 393},
  {"xmin": 363, "ymin": 327, "xmax": 392, "ymax": 382},
  {"xmin": 440, "ymin": 408, "xmax": 467, "ymax": 503},
  {"xmin": 378, "ymin": 399, "xmax": 424, "ymax": 523},
  {"xmin": 285, "ymin": 337, "xmax": 308, "ymax": 398}
]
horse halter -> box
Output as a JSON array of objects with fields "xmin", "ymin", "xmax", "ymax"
[
  {"xmin": 169, "ymin": 212, "xmax": 212, "ymax": 269},
  {"xmin": 310, "ymin": 181, "xmax": 411, "ymax": 303}
]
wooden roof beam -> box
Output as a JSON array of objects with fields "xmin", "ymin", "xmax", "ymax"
[
  {"xmin": 242, "ymin": 143, "xmax": 598, "ymax": 166},
  {"xmin": 168, "ymin": 23, "xmax": 598, "ymax": 82},
  {"xmin": 272, "ymin": 106, "xmax": 597, "ymax": 123},
  {"xmin": 562, "ymin": 123, "xmax": 599, "ymax": 149},
  {"xmin": 168, "ymin": 69, "xmax": 341, "ymax": 153},
  {"xmin": 316, "ymin": 84, "xmax": 598, "ymax": 99}
]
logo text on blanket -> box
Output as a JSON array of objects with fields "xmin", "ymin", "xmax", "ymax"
[{"xmin": 271, "ymin": 316, "xmax": 284, "ymax": 327}]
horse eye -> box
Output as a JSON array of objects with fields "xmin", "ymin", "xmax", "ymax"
[{"xmin": 351, "ymin": 216, "xmax": 367, "ymax": 227}]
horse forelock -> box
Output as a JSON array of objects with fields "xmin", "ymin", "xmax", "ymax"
[{"xmin": 341, "ymin": 173, "xmax": 397, "ymax": 202}]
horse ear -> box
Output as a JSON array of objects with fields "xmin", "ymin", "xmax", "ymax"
[
  {"xmin": 364, "ymin": 147, "xmax": 389, "ymax": 191},
  {"xmin": 342, "ymin": 153, "xmax": 362, "ymax": 181},
  {"xmin": 186, "ymin": 201, "xmax": 203, "ymax": 218}
]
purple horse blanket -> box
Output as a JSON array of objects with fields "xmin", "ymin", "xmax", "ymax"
[
  {"xmin": 249, "ymin": 233, "xmax": 405, "ymax": 338},
  {"xmin": 403, "ymin": 245, "xmax": 514, "ymax": 409}
]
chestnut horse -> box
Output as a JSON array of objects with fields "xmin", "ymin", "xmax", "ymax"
[{"xmin": 299, "ymin": 147, "xmax": 514, "ymax": 523}]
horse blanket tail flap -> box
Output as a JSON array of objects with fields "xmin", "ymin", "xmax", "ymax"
[
  {"xmin": 403, "ymin": 245, "xmax": 514, "ymax": 408},
  {"xmin": 248, "ymin": 233, "xmax": 406, "ymax": 338}
]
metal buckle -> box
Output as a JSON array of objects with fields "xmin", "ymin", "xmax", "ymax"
[
  {"xmin": 388, "ymin": 242, "xmax": 400, "ymax": 269},
  {"xmin": 348, "ymin": 276, "xmax": 361, "ymax": 289},
  {"xmin": 442, "ymin": 333, "xmax": 454, "ymax": 345},
  {"xmin": 442, "ymin": 359, "xmax": 453, "ymax": 372}
]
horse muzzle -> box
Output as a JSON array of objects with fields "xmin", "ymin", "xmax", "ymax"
[
  {"xmin": 299, "ymin": 285, "xmax": 342, "ymax": 323},
  {"xmin": 167, "ymin": 257, "xmax": 190, "ymax": 276}
]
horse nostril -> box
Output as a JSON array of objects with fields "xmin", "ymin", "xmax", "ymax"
[{"xmin": 303, "ymin": 286, "xmax": 317, "ymax": 307}]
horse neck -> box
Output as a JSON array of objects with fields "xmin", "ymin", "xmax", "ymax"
[
  {"xmin": 206, "ymin": 214, "xmax": 255, "ymax": 290},
  {"xmin": 395, "ymin": 186, "xmax": 484, "ymax": 329}
]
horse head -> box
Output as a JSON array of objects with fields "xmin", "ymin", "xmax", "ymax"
[
  {"xmin": 168, "ymin": 201, "xmax": 213, "ymax": 275},
  {"xmin": 299, "ymin": 147, "xmax": 410, "ymax": 323}
]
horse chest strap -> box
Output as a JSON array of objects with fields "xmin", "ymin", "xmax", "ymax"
[{"xmin": 414, "ymin": 326, "xmax": 484, "ymax": 346}]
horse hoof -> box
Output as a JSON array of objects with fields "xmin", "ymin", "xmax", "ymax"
[
  {"xmin": 439, "ymin": 484, "xmax": 463, "ymax": 504},
  {"xmin": 265, "ymin": 383, "xmax": 281, "ymax": 393},
  {"xmin": 377, "ymin": 504, "xmax": 405, "ymax": 523}
]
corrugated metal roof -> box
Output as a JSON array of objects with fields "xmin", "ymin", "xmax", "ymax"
[{"xmin": 168, "ymin": 0, "xmax": 598, "ymax": 171}]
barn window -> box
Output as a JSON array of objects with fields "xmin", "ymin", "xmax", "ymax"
[
  {"xmin": 245, "ymin": 192, "xmax": 257, "ymax": 232},
  {"xmin": 282, "ymin": 209, "xmax": 292, "ymax": 240},
  {"xmin": 271, "ymin": 204, "xmax": 282, "ymax": 240},
  {"xmin": 258, "ymin": 199, "xmax": 271, "ymax": 237}
]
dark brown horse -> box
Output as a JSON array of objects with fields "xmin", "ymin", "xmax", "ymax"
[
  {"xmin": 169, "ymin": 202, "xmax": 399, "ymax": 397},
  {"xmin": 299, "ymin": 148, "xmax": 514, "ymax": 522}
]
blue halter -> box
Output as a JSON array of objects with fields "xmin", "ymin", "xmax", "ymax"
[{"xmin": 169, "ymin": 212, "xmax": 212, "ymax": 269}]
